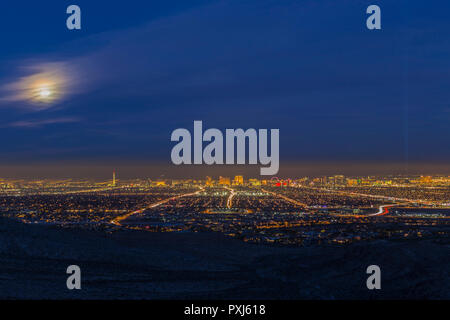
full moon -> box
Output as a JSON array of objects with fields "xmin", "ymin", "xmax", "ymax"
[{"xmin": 39, "ymin": 87, "xmax": 52, "ymax": 98}]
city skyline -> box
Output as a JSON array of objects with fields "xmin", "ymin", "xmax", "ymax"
[{"xmin": 0, "ymin": 161, "xmax": 448, "ymax": 180}]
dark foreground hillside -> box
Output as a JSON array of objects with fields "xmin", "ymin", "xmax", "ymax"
[{"xmin": 0, "ymin": 217, "xmax": 448, "ymax": 299}]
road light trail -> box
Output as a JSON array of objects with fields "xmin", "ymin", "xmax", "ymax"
[
  {"xmin": 224, "ymin": 186, "xmax": 236, "ymax": 209},
  {"xmin": 265, "ymin": 186, "xmax": 403, "ymax": 216},
  {"xmin": 262, "ymin": 188, "xmax": 308, "ymax": 208},
  {"xmin": 368, "ymin": 204, "xmax": 395, "ymax": 216},
  {"xmin": 302, "ymin": 186, "xmax": 414, "ymax": 217},
  {"xmin": 110, "ymin": 187, "xmax": 203, "ymax": 226},
  {"xmin": 304, "ymin": 185, "xmax": 436, "ymax": 206},
  {"xmin": 32, "ymin": 186, "xmax": 125, "ymax": 195}
]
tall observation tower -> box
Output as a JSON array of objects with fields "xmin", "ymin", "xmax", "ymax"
[{"xmin": 112, "ymin": 171, "xmax": 116, "ymax": 187}]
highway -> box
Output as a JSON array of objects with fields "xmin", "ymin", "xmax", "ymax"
[
  {"xmin": 110, "ymin": 187, "xmax": 204, "ymax": 226},
  {"xmin": 262, "ymin": 188, "xmax": 308, "ymax": 208},
  {"xmin": 368, "ymin": 203, "xmax": 396, "ymax": 216},
  {"xmin": 223, "ymin": 186, "xmax": 236, "ymax": 209}
]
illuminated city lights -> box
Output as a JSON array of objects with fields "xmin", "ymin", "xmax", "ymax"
[{"xmin": 0, "ymin": 174, "xmax": 448, "ymax": 246}]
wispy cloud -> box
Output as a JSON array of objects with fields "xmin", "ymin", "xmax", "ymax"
[
  {"xmin": 0, "ymin": 62, "xmax": 82, "ymax": 110},
  {"xmin": 6, "ymin": 117, "xmax": 80, "ymax": 128}
]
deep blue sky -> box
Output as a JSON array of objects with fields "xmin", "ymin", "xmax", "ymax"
[{"xmin": 0, "ymin": 0, "xmax": 449, "ymax": 177}]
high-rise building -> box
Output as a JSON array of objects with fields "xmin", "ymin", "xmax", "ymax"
[
  {"xmin": 233, "ymin": 175, "xmax": 244, "ymax": 185},
  {"xmin": 219, "ymin": 176, "xmax": 231, "ymax": 185},
  {"xmin": 112, "ymin": 171, "xmax": 116, "ymax": 187},
  {"xmin": 419, "ymin": 176, "xmax": 432, "ymax": 184},
  {"xmin": 334, "ymin": 175, "xmax": 345, "ymax": 186},
  {"xmin": 248, "ymin": 178, "xmax": 260, "ymax": 186}
]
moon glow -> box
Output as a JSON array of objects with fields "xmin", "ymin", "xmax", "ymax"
[{"xmin": 37, "ymin": 86, "xmax": 52, "ymax": 99}]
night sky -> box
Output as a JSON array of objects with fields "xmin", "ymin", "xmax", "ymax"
[{"xmin": 0, "ymin": 0, "xmax": 449, "ymax": 178}]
